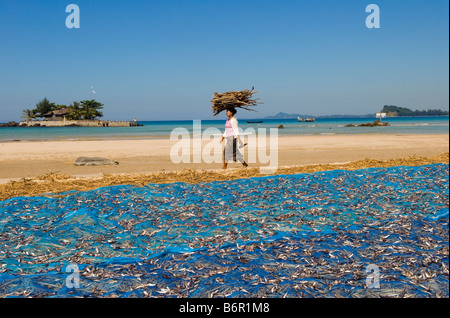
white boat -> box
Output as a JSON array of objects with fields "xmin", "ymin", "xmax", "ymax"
[{"xmin": 297, "ymin": 117, "xmax": 315, "ymax": 122}]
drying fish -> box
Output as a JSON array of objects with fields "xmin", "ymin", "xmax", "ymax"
[{"xmin": 0, "ymin": 164, "xmax": 447, "ymax": 297}]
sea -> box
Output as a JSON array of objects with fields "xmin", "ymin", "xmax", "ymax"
[{"xmin": 0, "ymin": 116, "xmax": 448, "ymax": 142}]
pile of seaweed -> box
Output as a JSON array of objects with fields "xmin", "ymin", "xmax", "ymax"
[{"xmin": 0, "ymin": 164, "xmax": 448, "ymax": 297}]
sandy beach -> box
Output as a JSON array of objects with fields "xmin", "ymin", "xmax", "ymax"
[{"xmin": 0, "ymin": 133, "xmax": 448, "ymax": 182}]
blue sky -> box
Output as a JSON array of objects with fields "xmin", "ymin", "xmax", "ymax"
[{"xmin": 0, "ymin": 0, "xmax": 448, "ymax": 121}]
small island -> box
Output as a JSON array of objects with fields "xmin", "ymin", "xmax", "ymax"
[{"xmin": 1, "ymin": 97, "xmax": 142, "ymax": 127}]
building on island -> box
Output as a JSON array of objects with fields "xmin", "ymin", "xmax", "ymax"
[{"xmin": 43, "ymin": 107, "xmax": 70, "ymax": 121}]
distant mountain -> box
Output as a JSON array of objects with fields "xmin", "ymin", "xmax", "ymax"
[{"xmin": 264, "ymin": 112, "xmax": 375, "ymax": 119}]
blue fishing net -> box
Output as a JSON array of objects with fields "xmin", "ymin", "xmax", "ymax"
[{"xmin": 0, "ymin": 164, "xmax": 448, "ymax": 298}]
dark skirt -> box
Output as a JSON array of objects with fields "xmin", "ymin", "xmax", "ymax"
[{"xmin": 223, "ymin": 137, "xmax": 244, "ymax": 163}]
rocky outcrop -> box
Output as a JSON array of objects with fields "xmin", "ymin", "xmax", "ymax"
[
  {"xmin": 345, "ymin": 120, "xmax": 389, "ymax": 127},
  {"xmin": 74, "ymin": 157, "xmax": 119, "ymax": 166},
  {"xmin": 0, "ymin": 121, "xmax": 19, "ymax": 127}
]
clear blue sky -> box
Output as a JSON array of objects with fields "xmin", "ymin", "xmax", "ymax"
[{"xmin": 1, "ymin": 0, "xmax": 448, "ymax": 121}]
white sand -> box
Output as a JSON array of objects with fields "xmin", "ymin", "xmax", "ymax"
[{"xmin": 0, "ymin": 134, "xmax": 448, "ymax": 182}]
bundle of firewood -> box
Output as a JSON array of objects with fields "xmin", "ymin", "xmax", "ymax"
[{"xmin": 211, "ymin": 87, "xmax": 261, "ymax": 116}]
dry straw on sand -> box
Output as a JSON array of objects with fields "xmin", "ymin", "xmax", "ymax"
[
  {"xmin": 211, "ymin": 87, "xmax": 261, "ymax": 116},
  {"xmin": 0, "ymin": 153, "xmax": 448, "ymax": 201}
]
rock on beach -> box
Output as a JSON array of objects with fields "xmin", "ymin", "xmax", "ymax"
[{"xmin": 75, "ymin": 157, "xmax": 119, "ymax": 166}]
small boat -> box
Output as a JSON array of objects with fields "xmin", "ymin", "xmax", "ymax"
[
  {"xmin": 297, "ymin": 117, "xmax": 315, "ymax": 122},
  {"xmin": 247, "ymin": 120, "xmax": 263, "ymax": 123}
]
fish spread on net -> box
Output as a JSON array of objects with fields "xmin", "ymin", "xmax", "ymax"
[{"xmin": 0, "ymin": 164, "xmax": 448, "ymax": 298}]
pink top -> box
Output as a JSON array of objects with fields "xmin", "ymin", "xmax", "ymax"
[
  {"xmin": 225, "ymin": 119, "xmax": 234, "ymax": 137},
  {"xmin": 224, "ymin": 117, "xmax": 239, "ymax": 138}
]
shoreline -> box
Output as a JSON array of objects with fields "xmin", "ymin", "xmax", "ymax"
[
  {"xmin": 1, "ymin": 130, "xmax": 449, "ymax": 144},
  {"xmin": 0, "ymin": 135, "xmax": 172, "ymax": 143}
]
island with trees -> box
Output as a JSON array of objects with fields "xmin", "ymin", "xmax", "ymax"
[
  {"xmin": 0, "ymin": 97, "xmax": 142, "ymax": 127},
  {"xmin": 381, "ymin": 105, "xmax": 449, "ymax": 117}
]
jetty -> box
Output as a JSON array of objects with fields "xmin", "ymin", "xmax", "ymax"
[{"xmin": 15, "ymin": 120, "xmax": 143, "ymax": 127}]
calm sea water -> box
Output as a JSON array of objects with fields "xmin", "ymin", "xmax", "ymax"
[{"xmin": 0, "ymin": 116, "xmax": 448, "ymax": 142}]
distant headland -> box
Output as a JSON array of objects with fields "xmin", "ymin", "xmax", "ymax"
[
  {"xmin": 380, "ymin": 105, "xmax": 449, "ymax": 117},
  {"xmin": 264, "ymin": 105, "xmax": 449, "ymax": 119}
]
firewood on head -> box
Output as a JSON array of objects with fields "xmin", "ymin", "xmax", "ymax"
[{"xmin": 211, "ymin": 87, "xmax": 262, "ymax": 116}]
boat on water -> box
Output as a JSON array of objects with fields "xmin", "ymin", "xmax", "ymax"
[
  {"xmin": 297, "ymin": 117, "xmax": 315, "ymax": 122},
  {"xmin": 247, "ymin": 120, "xmax": 263, "ymax": 123}
]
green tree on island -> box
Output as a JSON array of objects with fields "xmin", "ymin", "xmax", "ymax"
[
  {"xmin": 66, "ymin": 101, "xmax": 82, "ymax": 120},
  {"xmin": 382, "ymin": 105, "xmax": 449, "ymax": 117},
  {"xmin": 79, "ymin": 99, "xmax": 104, "ymax": 120},
  {"xmin": 21, "ymin": 109, "xmax": 36, "ymax": 123},
  {"xmin": 32, "ymin": 97, "xmax": 55, "ymax": 118},
  {"xmin": 24, "ymin": 98, "xmax": 104, "ymax": 121}
]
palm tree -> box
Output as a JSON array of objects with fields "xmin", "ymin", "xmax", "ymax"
[
  {"xmin": 80, "ymin": 99, "xmax": 104, "ymax": 120},
  {"xmin": 67, "ymin": 101, "xmax": 82, "ymax": 120},
  {"xmin": 21, "ymin": 109, "xmax": 35, "ymax": 124}
]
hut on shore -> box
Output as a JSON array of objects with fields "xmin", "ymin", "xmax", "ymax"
[{"xmin": 43, "ymin": 107, "xmax": 70, "ymax": 121}]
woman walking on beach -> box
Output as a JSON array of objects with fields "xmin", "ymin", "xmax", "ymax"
[{"xmin": 220, "ymin": 108, "xmax": 248, "ymax": 169}]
